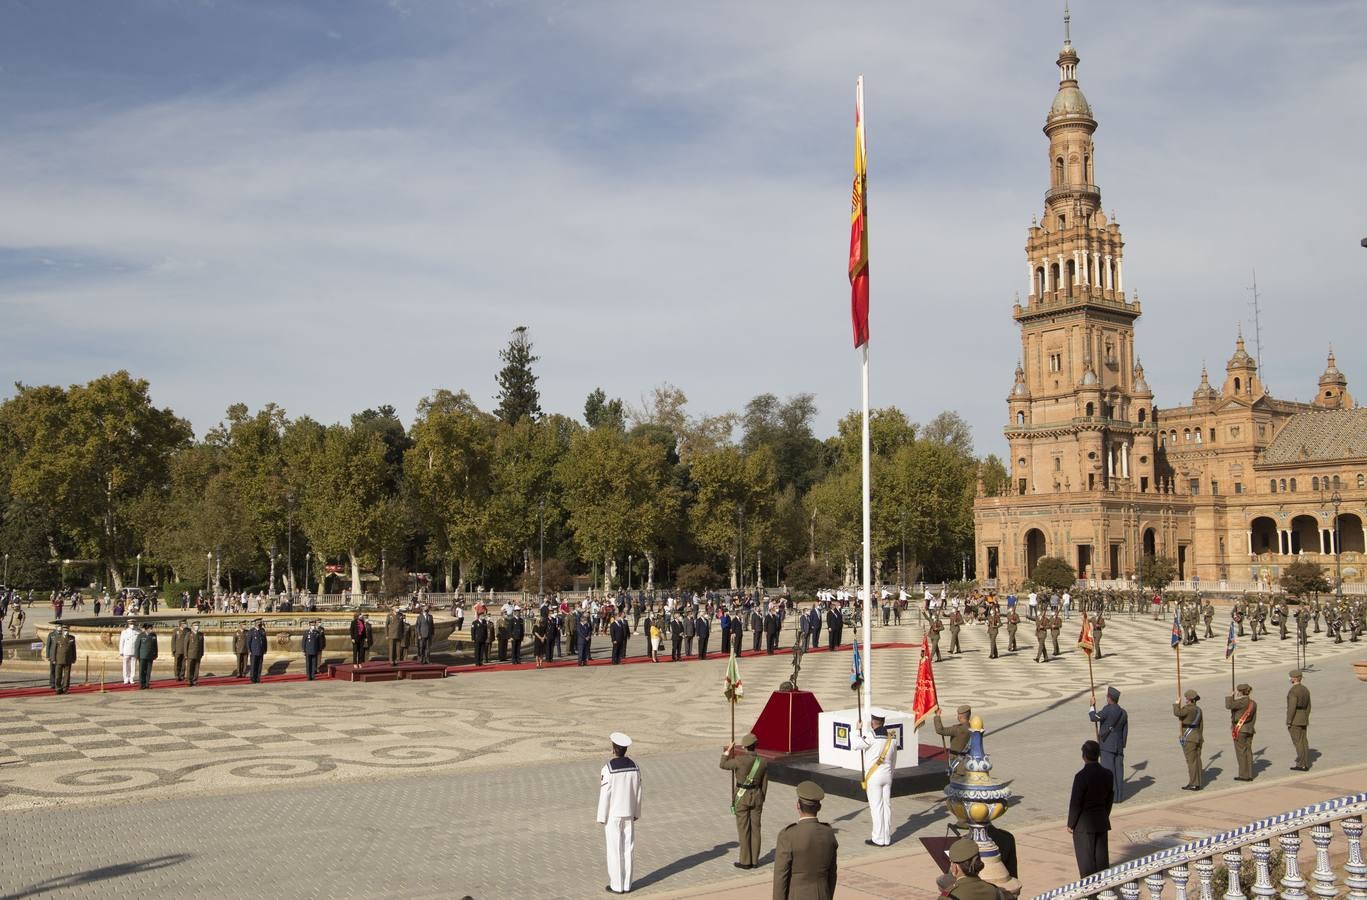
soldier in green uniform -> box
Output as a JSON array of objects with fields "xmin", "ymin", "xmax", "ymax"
[
  {"xmin": 948, "ymin": 609, "xmax": 963, "ymax": 655},
  {"xmin": 53, "ymin": 624, "xmax": 77, "ymax": 694},
  {"xmin": 1174, "ymin": 689, "xmax": 1205, "ymax": 790},
  {"xmin": 1202, "ymin": 601, "xmax": 1214, "ymax": 639},
  {"xmin": 1092, "ymin": 610, "xmax": 1105, "ymax": 660},
  {"xmin": 1049, "ymin": 608, "xmax": 1062, "ymax": 657},
  {"xmin": 772, "ymin": 780, "xmax": 837, "ymax": 900},
  {"xmin": 986, "ymin": 610, "xmax": 1000, "ymax": 659},
  {"xmin": 934, "ymin": 705, "xmax": 972, "ymax": 774},
  {"xmin": 1006, "ymin": 608, "xmax": 1020, "ymax": 652},
  {"xmin": 1287, "ymin": 670, "xmax": 1312, "ymax": 770},
  {"xmin": 1225, "ymin": 683, "xmax": 1256, "ymax": 781},
  {"xmin": 1276, "ymin": 602, "xmax": 1289, "ymax": 640},
  {"xmin": 1034, "ymin": 613, "xmax": 1049, "ymax": 662},
  {"xmin": 720, "ymin": 732, "xmax": 769, "ymax": 870},
  {"xmin": 1295, "ymin": 605, "xmax": 1309, "ymax": 647},
  {"xmin": 929, "ymin": 614, "xmax": 944, "ymax": 662},
  {"xmin": 945, "ymin": 837, "xmax": 1000, "ymax": 900}
]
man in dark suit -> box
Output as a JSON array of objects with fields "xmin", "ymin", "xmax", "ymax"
[
  {"xmin": 246, "ymin": 620, "xmax": 267, "ymax": 683},
  {"xmin": 184, "ymin": 621, "xmax": 205, "ymax": 686},
  {"xmin": 826, "ymin": 607, "xmax": 843, "ymax": 650},
  {"xmin": 53, "ymin": 624, "xmax": 77, "ymax": 694},
  {"xmin": 608, "ymin": 615, "xmax": 627, "ymax": 664},
  {"xmin": 695, "ymin": 613, "xmax": 711, "ymax": 660},
  {"xmin": 576, "ymin": 615, "xmax": 593, "ymax": 666},
  {"xmin": 135, "ymin": 623, "xmax": 159, "ymax": 689},
  {"xmin": 729, "ymin": 612, "xmax": 743, "ymax": 655},
  {"xmin": 45, "ymin": 624, "xmax": 61, "ymax": 689},
  {"xmin": 669, "ymin": 613, "xmax": 684, "ymax": 661},
  {"xmin": 750, "ymin": 608, "xmax": 764, "ymax": 652},
  {"xmin": 809, "ymin": 604, "xmax": 822, "ymax": 649},
  {"xmin": 764, "ymin": 609, "xmax": 781, "ymax": 654},
  {"xmin": 471, "ymin": 616, "xmax": 488, "ymax": 666},
  {"xmin": 510, "ymin": 614, "xmax": 525, "ymax": 665},
  {"xmin": 414, "ymin": 606, "xmax": 435, "ymax": 663},
  {"xmin": 1067, "ymin": 739, "xmax": 1114, "ymax": 877}
]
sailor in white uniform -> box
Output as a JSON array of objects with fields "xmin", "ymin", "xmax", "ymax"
[
  {"xmin": 597, "ymin": 731, "xmax": 643, "ymax": 894},
  {"xmin": 853, "ymin": 708, "xmax": 898, "ymax": 847}
]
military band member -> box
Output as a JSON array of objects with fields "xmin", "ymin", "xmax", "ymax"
[
  {"xmin": 1202, "ymin": 600, "xmax": 1215, "ymax": 639},
  {"xmin": 1006, "ymin": 608, "xmax": 1020, "ymax": 652},
  {"xmin": 853, "ymin": 709, "xmax": 897, "ymax": 847},
  {"xmin": 948, "ymin": 609, "xmax": 963, "ymax": 655},
  {"xmin": 1287, "ymin": 670, "xmax": 1312, "ymax": 771},
  {"xmin": 1225, "ymin": 683, "xmax": 1257, "ymax": 781},
  {"xmin": 1034, "ymin": 613, "xmax": 1050, "ymax": 663},
  {"xmin": 1049, "ymin": 609, "xmax": 1062, "ymax": 657},
  {"xmin": 597, "ymin": 731, "xmax": 642, "ymax": 895},
  {"xmin": 928, "ymin": 614, "xmax": 944, "ymax": 662},
  {"xmin": 772, "ymin": 781, "xmax": 838, "ymax": 900},
  {"xmin": 986, "ymin": 610, "xmax": 1000, "ymax": 659},
  {"xmin": 720, "ymin": 732, "xmax": 768, "ymax": 869},
  {"xmin": 1174, "ymin": 689, "xmax": 1205, "ymax": 790}
]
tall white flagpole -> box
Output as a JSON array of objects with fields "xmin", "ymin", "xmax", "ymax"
[{"xmin": 857, "ymin": 75, "xmax": 873, "ymax": 717}]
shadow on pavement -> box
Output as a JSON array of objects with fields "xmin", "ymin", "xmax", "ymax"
[
  {"xmin": 988, "ymin": 688, "xmax": 1094, "ymax": 737},
  {"xmin": 2, "ymin": 853, "xmax": 191, "ymax": 900},
  {"xmin": 1122, "ymin": 774, "xmax": 1156, "ymax": 803},
  {"xmin": 631, "ymin": 841, "xmax": 736, "ymax": 891}
]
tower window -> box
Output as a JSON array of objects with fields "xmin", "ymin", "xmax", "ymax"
[
  {"xmin": 1016, "ymin": 411, "xmax": 1025, "ymax": 426},
  {"xmin": 1234, "ymin": 377, "xmax": 1241, "ymax": 392},
  {"xmin": 1313, "ymin": 476, "xmax": 1320, "ymax": 490},
  {"xmin": 1048, "ymin": 353, "xmax": 1063, "ymax": 372},
  {"xmin": 1289, "ymin": 478, "xmax": 1296, "ymax": 492},
  {"xmin": 1333, "ymin": 475, "xmax": 1341, "ymax": 490},
  {"xmin": 1085, "ymin": 402, "xmax": 1094, "ymax": 417},
  {"xmin": 1280, "ymin": 478, "xmax": 1287, "ymax": 492},
  {"xmin": 1055, "ymin": 157, "xmax": 1064, "ymax": 186},
  {"xmin": 1138, "ymin": 408, "xmax": 1146, "ymax": 423},
  {"xmin": 1269, "ymin": 479, "xmax": 1276, "ymax": 493},
  {"xmin": 1058, "ymin": 215, "xmax": 1066, "ymax": 230}
]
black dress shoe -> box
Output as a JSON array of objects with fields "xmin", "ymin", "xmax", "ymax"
[
  {"xmin": 1234, "ymin": 776, "xmax": 1251, "ymax": 782},
  {"xmin": 733, "ymin": 862, "xmax": 752, "ymax": 869},
  {"xmin": 1191, "ymin": 785, "xmax": 1203, "ymax": 791},
  {"xmin": 1181, "ymin": 785, "xmax": 1194, "ymax": 791}
]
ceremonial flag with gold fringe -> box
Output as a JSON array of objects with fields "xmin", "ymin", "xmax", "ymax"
[
  {"xmin": 912, "ymin": 636, "xmax": 939, "ymax": 729},
  {"xmin": 723, "ymin": 647, "xmax": 743, "ymax": 702},
  {"xmin": 848, "ymin": 77, "xmax": 869, "ymax": 348},
  {"xmin": 1077, "ymin": 615, "xmax": 1095, "ymax": 657}
]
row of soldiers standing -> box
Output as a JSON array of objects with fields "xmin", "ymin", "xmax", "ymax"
[{"xmin": 924, "ymin": 596, "xmax": 1107, "ymax": 662}]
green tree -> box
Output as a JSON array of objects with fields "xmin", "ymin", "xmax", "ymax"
[
  {"xmin": 1137, "ymin": 554, "xmax": 1178, "ymax": 592},
  {"xmin": 1280, "ymin": 558, "xmax": 1331, "ymax": 598},
  {"xmin": 486, "ymin": 414, "xmax": 578, "ymax": 583},
  {"xmin": 0, "ymin": 372, "xmax": 192, "ymax": 589},
  {"xmin": 494, "ymin": 325, "xmax": 542, "ymax": 425},
  {"xmin": 688, "ymin": 446, "xmax": 777, "ymax": 588},
  {"xmin": 1031, "ymin": 556, "xmax": 1078, "ymax": 592},
  {"xmin": 583, "ymin": 388, "xmax": 625, "ymax": 430},
  {"xmin": 675, "ymin": 562, "xmax": 721, "ymax": 593},
  {"xmin": 979, "ymin": 454, "xmax": 1010, "ymax": 497},
  {"xmin": 627, "ymin": 382, "xmax": 735, "ymax": 460},
  {"xmin": 921, "ymin": 410, "xmax": 975, "ymax": 461},
  {"xmin": 405, "ymin": 390, "xmax": 497, "ymax": 591},
  {"xmin": 783, "ymin": 558, "xmax": 835, "ymax": 596},
  {"xmin": 741, "ymin": 392, "xmax": 825, "ymax": 492}
]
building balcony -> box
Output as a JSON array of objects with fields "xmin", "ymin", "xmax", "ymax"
[{"xmin": 1045, "ymin": 182, "xmax": 1100, "ymax": 204}]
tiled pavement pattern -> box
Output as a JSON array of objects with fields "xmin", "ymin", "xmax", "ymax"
[{"xmin": 0, "ymin": 615, "xmax": 1360, "ymax": 898}]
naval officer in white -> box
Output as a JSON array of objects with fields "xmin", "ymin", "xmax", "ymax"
[
  {"xmin": 597, "ymin": 731, "xmax": 643, "ymax": 894},
  {"xmin": 853, "ymin": 708, "xmax": 898, "ymax": 847}
]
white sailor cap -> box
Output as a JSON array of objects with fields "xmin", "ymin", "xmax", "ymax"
[
  {"xmin": 609, "ymin": 731, "xmax": 633, "ymax": 748},
  {"xmin": 869, "ymin": 708, "xmax": 888, "ymax": 720}
]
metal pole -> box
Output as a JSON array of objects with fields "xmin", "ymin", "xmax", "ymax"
[
  {"xmin": 135, "ymin": 553, "xmax": 141, "ymax": 589},
  {"xmin": 287, "ymin": 493, "xmax": 294, "ymax": 596},
  {"xmin": 538, "ymin": 500, "xmax": 545, "ymax": 597},
  {"xmin": 627, "ymin": 554, "xmax": 632, "ymax": 591},
  {"xmin": 206, "ymin": 552, "xmax": 212, "ymax": 596},
  {"xmin": 3, "ymin": 553, "xmax": 8, "ymax": 585}
]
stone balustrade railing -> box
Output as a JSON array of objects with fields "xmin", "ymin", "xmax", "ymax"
[{"xmin": 1033, "ymin": 792, "xmax": 1367, "ymax": 900}]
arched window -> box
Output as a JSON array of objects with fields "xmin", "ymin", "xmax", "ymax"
[
  {"xmin": 1055, "ymin": 157, "xmax": 1064, "ymax": 186},
  {"xmin": 1358, "ymin": 474, "xmax": 1365, "ymax": 489},
  {"xmin": 1085, "ymin": 402, "xmax": 1095, "ymax": 417},
  {"xmin": 1333, "ymin": 475, "xmax": 1341, "ymax": 490},
  {"xmin": 1036, "ymin": 267, "xmax": 1046, "ymax": 296},
  {"xmin": 1084, "ymin": 154, "xmax": 1091, "ymax": 182},
  {"xmin": 1054, "ymin": 457, "xmax": 1062, "ymax": 471},
  {"xmin": 1183, "ymin": 428, "xmax": 1191, "ymax": 441},
  {"xmin": 1270, "ymin": 479, "xmax": 1277, "ymax": 493},
  {"xmin": 1313, "ymin": 476, "xmax": 1320, "ymax": 491},
  {"xmin": 1234, "ymin": 377, "xmax": 1241, "ymax": 392},
  {"xmin": 1195, "ymin": 430, "xmax": 1202, "ymax": 444},
  {"xmin": 1159, "ymin": 433, "xmax": 1165, "ymax": 447},
  {"xmin": 1016, "ymin": 411, "xmax": 1025, "ymax": 426},
  {"xmin": 1170, "ymin": 430, "xmax": 1177, "ymax": 444},
  {"xmin": 1065, "ymin": 259, "xmax": 1076, "ymax": 293},
  {"xmin": 1290, "ymin": 478, "xmax": 1297, "ymax": 492},
  {"xmin": 1280, "ymin": 478, "xmax": 1288, "ymax": 492},
  {"xmin": 1138, "ymin": 408, "xmax": 1146, "ymax": 423},
  {"xmin": 1051, "ymin": 263, "xmax": 1061, "ymax": 293}
]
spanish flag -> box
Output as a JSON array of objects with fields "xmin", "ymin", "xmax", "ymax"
[{"xmin": 848, "ymin": 76, "xmax": 870, "ymax": 348}]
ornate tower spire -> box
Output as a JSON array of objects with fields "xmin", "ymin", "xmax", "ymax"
[{"xmin": 1313, "ymin": 345, "xmax": 1353, "ymax": 409}]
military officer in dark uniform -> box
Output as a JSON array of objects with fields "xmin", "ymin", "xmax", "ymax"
[
  {"xmin": 720, "ymin": 732, "xmax": 768, "ymax": 870},
  {"xmin": 826, "ymin": 605, "xmax": 843, "ymax": 650},
  {"xmin": 1174, "ymin": 689, "xmax": 1205, "ymax": 790},
  {"xmin": 232, "ymin": 623, "xmax": 249, "ymax": 677},
  {"xmin": 246, "ymin": 619, "xmax": 267, "ymax": 683},
  {"xmin": 172, "ymin": 620, "xmax": 189, "ymax": 681},
  {"xmin": 302, "ymin": 619, "xmax": 325, "ymax": 680},
  {"xmin": 510, "ymin": 613, "xmax": 525, "ymax": 665},
  {"xmin": 986, "ymin": 610, "xmax": 1000, "ymax": 658},
  {"xmin": 185, "ymin": 621, "xmax": 205, "ymax": 686},
  {"xmin": 751, "ymin": 607, "xmax": 765, "ymax": 652},
  {"xmin": 1225, "ymin": 683, "xmax": 1256, "ymax": 781},
  {"xmin": 135, "ymin": 622, "xmax": 159, "ymax": 689},
  {"xmin": 697, "ymin": 612, "xmax": 712, "ymax": 660},
  {"xmin": 1088, "ymin": 686, "xmax": 1128, "ymax": 800},
  {"xmin": 53, "ymin": 624, "xmax": 77, "ymax": 694},
  {"xmin": 772, "ymin": 780, "xmax": 837, "ymax": 900},
  {"xmin": 669, "ymin": 612, "xmax": 684, "ymax": 661},
  {"xmin": 414, "ymin": 606, "xmax": 435, "ymax": 664},
  {"xmin": 764, "ymin": 609, "xmax": 780, "ymax": 655},
  {"xmin": 576, "ymin": 613, "xmax": 593, "ymax": 666},
  {"xmin": 1049, "ymin": 608, "xmax": 1063, "ymax": 656}
]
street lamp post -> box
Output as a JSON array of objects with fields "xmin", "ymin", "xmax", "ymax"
[
  {"xmin": 286, "ymin": 493, "xmax": 294, "ymax": 597},
  {"xmin": 736, "ymin": 504, "xmax": 745, "ymax": 593},
  {"xmin": 899, "ymin": 510, "xmax": 907, "ymax": 588},
  {"xmin": 305, "ymin": 552, "xmax": 311, "ymax": 596},
  {"xmin": 3, "ymin": 552, "xmax": 8, "ymax": 586},
  {"xmin": 206, "ymin": 552, "xmax": 212, "ymax": 596},
  {"xmin": 627, "ymin": 554, "xmax": 632, "ymax": 591},
  {"xmin": 1331, "ymin": 490, "xmax": 1344, "ymax": 603},
  {"xmin": 135, "ymin": 553, "xmax": 142, "ymax": 589}
]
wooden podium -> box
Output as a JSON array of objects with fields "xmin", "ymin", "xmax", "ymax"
[{"xmin": 751, "ymin": 690, "xmax": 823, "ymax": 755}]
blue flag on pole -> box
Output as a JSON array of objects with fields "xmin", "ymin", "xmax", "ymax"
[
  {"xmin": 850, "ymin": 638, "xmax": 864, "ymax": 691},
  {"xmin": 1171, "ymin": 615, "xmax": 1182, "ymax": 648},
  {"xmin": 1225, "ymin": 621, "xmax": 1237, "ymax": 659}
]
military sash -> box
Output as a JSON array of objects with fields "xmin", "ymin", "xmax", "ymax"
[
  {"xmin": 860, "ymin": 733, "xmax": 895, "ymax": 791},
  {"xmin": 1233, "ymin": 699, "xmax": 1255, "ymax": 740},
  {"xmin": 1180, "ymin": 707, "xmax": 1202, "ymax": 746},
  {"xmin": 730, "ymin": 755, "xmax": 762, "ymax": 815}
]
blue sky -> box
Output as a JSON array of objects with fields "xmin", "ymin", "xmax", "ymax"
[{"xmin": 1, "ymin": 0, "xmax": 1364, "ymax": 456}]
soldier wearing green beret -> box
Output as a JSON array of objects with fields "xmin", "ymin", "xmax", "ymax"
[
  {"xmin": 945, "ymin": 837, "xmax": 999, "ymax": 900},
  {"xmin": 1174, "ymin": 688, "xmax": 1205, "ymax": 790},
  {"xmin": 1225, "ymin": 683, "xmax": 1256, "ymax": 781},
  {"xmin": 772, "ymin": 781, "xmax": 837, "ymax": 900}
]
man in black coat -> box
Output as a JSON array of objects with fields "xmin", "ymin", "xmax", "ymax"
[
  {"xmin": 348, "ymin": 613, "xmax": 368, "ymax": 664},
  {"xmin": 184, "ymin": 622, "xmax": 206, "ymax": 686},
  {"xmin": 510, "ymin": 614, "xmax": 525, "ymax": 665},
  {"xmin": 749, "ymin": 608, "xmax": 763, "ymax": 652},
  {"xmin": 471, "ymin": 616, "xmax": 488, "ymax": 666},
  {"xmin": 135, "ymin": 623, "xmax": 159, "ymax": 689},
  {"xmin": 246, "ymin": 620, "xmax": 268, "ymax": 683},
  {"xmin": 729, "ymin": 613, "xmax": 743, "ymax": 654},
  {"xmin": 765, "ymin": 610, "xmax": 781, "ymax": 654},
  {"xmin": 827, "ymin": 607, "xmax": 844, "ymax": 650},
  {"xmin": 609, "ymin": 615, "xmax": 627, "ymax": 664},
  {"xmin": 1067, "ymin": 739, "xmax": 1114, "ymax": 877},
  {"xmin": 683, "ymin": 613, "xmax": 696, "ymax": 657},
  {"xmin": 414, "ymin": 606, "xmax": 435, "ymax": 664},
  {"xmin": 809, "ymin": 604, "xmax": 822, "ymax": 648},
  {"xmin": 670, "ymin": 613, "xmax": 684, "ymax": 661},
  {"xmin": 695, "ymin": 613, "xmax": 710, "ymax": 660}
]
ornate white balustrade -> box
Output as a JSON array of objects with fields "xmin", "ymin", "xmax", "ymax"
[{"xmin": 1034, "ymin": 792, "xmax": 1367, "ymax": 900}]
